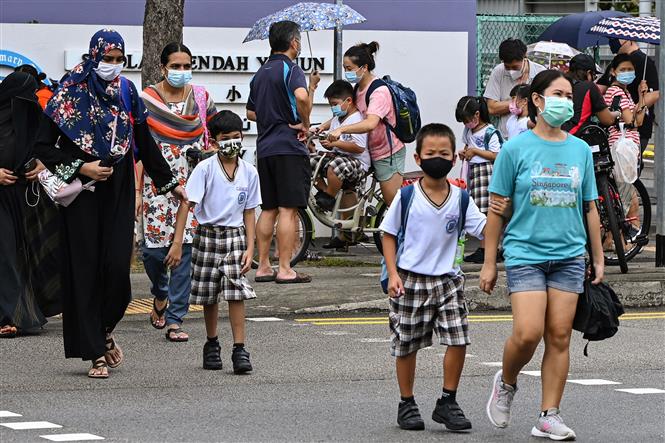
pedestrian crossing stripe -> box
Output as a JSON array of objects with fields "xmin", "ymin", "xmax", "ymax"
[{"xmin": 40, "ymin": 434, "xmax": 105, "ymax": 441}]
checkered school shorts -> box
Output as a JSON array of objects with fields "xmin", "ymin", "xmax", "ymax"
[
  {"xmin": 468, "ymin": 162, "xmax": 493, "ymax": 214},
  {"xmin": 190, "ymin": 225, "xmax": 257, "ymax": 305},
  {"xmin": 310, "ymin": 154, "xmax": 364, "ymax": 185},
  {"xmin": 388, "ymin": 270, "xmax": 470, "ymax": 357}
]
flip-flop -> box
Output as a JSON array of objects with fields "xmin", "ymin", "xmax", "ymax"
[
  {"xmin": 165, "ymin": 327, "xmax": 189, "ymax": 342},
  {"xmin": 88, "ymin": 357, "xmax": 109, "ymax": 379},
  {"xmin": 104, "ymin": 336, "xmax": 124, "ymax": 368},
  {"xmin": 255, "ymin": 271, "xmax": 277, "ymax": 283},
  {"xmin": 150, "ymin": 298, "xmax": 168, "ymax": 329},
  {"xmin": 275, "ymin": 272, "xmax": 312, "ymax": 284}
]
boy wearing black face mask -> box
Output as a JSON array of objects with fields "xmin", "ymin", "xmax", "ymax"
[
  {"xmin": 379, "ymin": 124, "xmax": 488, "ymax": 432},
  {"xmin": 170, "ymin": 110, "xmax": 260, "ymax": 374}
]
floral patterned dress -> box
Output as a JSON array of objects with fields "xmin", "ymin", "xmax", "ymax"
[{"xmin": 142, "ymin": 101, "xmax": 198, "ymax": 249}]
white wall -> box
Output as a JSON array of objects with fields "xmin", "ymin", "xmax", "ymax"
[{"xmin": 1, "ymin": 23, "xmax": 469, "ymax": 235}]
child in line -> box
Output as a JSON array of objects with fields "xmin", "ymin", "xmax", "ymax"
[
  {"xmin": 169, "ymin": 110, "xmax": 260, "ymax": 373},
  {"xmin": 506, "ymin": 84, "xmax": 532, "ymax": 139},
  {"xmin": 380, "ymin": 123, "xmax": 487, "ymax": 431},
  {"xmin": 455, "ymin": 96, "xmax": 503, "ymax": 264},
  {"xmin": 311, "ymin": 80, "xmax": 370, "ymax": 213}
]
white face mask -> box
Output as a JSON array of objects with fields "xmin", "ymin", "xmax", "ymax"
[
  {"xmin": 507, "ymin": 60, "xmax": 525, "ymax": 81},
  {"xmin": 94, "ymin": 61, "xmax": 123, "ymax": 81}
]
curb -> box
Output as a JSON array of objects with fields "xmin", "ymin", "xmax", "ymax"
[{"xmin": 295, "ymin": 280, "xmax": 665, "ymax": 314}]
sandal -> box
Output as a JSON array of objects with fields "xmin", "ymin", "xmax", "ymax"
[
  {"xmin": 275, "ymin": 272, "xmax": 312, "ymax": 284},
  {"xmin": 0, "ymin": 325, "xmax": 18, "ymax": 338},
  {"xmin": 254, "ymin": 271, "xmax": 277, "ymax": 283},
  {"xmin": 88, "ymin": 357, "xmax": 109, "ymax": 379},
  {"xmin": 105, "ymin": 335, "xmax": 124, "ymax": 368},
  {"xmin": 165, "ymin": 327, "xmax": 189, "ymax": 342},
  {"xmin": 150, "ymin": 298, "xmax": 168, "ymax": 329}
]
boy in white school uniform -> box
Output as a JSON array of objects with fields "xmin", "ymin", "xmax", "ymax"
[
  {"xmin": 380, "ymin": 123, "xmax": 488, "ymax": 432},
  {"xmin": 170, "ymin": 110, "xmax": 260, "ymax": 373}
]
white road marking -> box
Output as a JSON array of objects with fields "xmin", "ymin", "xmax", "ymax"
[
  {"xmin": 0, "ymin": 421, "xmax": 62, "ymax": 430},
  {"xmin": 520, "ymin": 370, "xmax": 542, "ymax": 377},
  {"xmin": 360, "ymin": 273, "xmax": 381, "ymax": 277},
  {"xmin": 246, "ymin": 317, "xmax": 283, "ymax": 322},
  {"xmin": 359, "ymin": 338, "xmax": 392, "ymax": 343},
  {"xmin": 466, "ymin": 353, "xmax": 476, "ymax": 358},
  {"xmin": 0, "ymin": 411, "xmax": 22, "ymax": 418},
  {"xmin": 481, "ymin": 362, "xmax": 503, "ymax": 367},
  {"xmin": 40, "ymin": 434, "xmax": 104, "ymax": 442},
  {"xmin": 567, "ymin": 379, "xmax": 622, "ymax": 386},
  {"xmin": 321, "ymin": 331, "xmax": 352, "ymax": 336},
  {"xmin": 615, "ymin": 388, "xmax": 665, "ymax": 395}
]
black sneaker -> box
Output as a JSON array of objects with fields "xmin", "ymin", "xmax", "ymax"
[
  {"xmin": 203, "ymin": 340, "xmax": 223, "ymax": 370},
  {"xmin": 397, "ymin": 400, "xmax": 425, "ymax": 431},
  {"xmin": 432, "ymin": 398, "xmax": 472, "ymax": 431},
  {"xmin": 231, "ymin": 346, "xmax": 253, "ymax": 374},
  {"xmin": 315, "ymin": 191, "xmax": 335, "ymax": 212},
  {"xmin": 463, "ymin": 247, "xmax": 485, "ymax": 264}
]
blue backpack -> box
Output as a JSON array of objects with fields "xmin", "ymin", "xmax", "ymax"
[
  {"xmin": 380, "ymin": 185, "xmax": 470, "ymax": 294},
  {"xmin": 357, "ymin": 76, "xmax": 421, "ymax": 145}
]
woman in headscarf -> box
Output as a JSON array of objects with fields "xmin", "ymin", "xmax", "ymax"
[
  {"xmin": 0, "ymin": 71, "xmax": 63, "ymax": 338},
  {"xmin": 138, "ymin": 42, "xmax": 217, "ymax": 341},
  {"xmin": 35, "ymin": 29, "xmax": 187, "ymax": 378}
]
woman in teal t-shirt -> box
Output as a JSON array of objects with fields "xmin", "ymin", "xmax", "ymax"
[{"xmin": 479, "ymin": 70, "xmax": 604, "ymax": 441}]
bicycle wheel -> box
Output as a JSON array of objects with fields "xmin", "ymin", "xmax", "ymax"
[
  {"xmin": 251, "ymin": 208, "xmax": 313, "ymax": 269},
  {"xmin": 619, "ymin": 179, "xmax": 651, "ymax": 262},
  {"xmin": 597, "ymin": 174, "xmax": 628, "ymax": 273},
  {"xmin": 372, "ymin": 202, "xmax": 388, "ymax": 255}
]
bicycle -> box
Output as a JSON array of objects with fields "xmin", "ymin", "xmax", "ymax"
[
  {"xmin": 248, "ymin": 145, "xmax": 388, "ymax": 269},
  {"xmin": 577, "ymin": 124, "xmax": 651, "ymax": 274}
]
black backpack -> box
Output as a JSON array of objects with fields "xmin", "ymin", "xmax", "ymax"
[{"xmin": 572, "ymin": 202, "xmax": 625, "ymax": 356}]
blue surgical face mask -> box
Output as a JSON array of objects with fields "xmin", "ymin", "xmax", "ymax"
[
  {"xmin": 344, "ymin": 68, "xmax": 363, "ymax": 84},
  {"xmin": 616, "ymin": 71, "xmax": 636, "ymax": 85},
  {"xmin": 331, "ymin": 100, "xmax": 349, "ymax": 118},
  {"xmin": 538, "ymin": 95, "xmax": 574, "ymax": 128},
  {"xmin": 166, "ymin": 69, "xmax": 192, "ymax": 88}
]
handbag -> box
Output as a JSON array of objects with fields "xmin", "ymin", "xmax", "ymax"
[
  {"xmin": 39, "ymin": 113, "xmax": 118, "ymax": 207},
  {"xmin": 572, "ymin": 202, "xmax": 625, "ymax": 356}
]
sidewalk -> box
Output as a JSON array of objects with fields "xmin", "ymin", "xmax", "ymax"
[{"xmin": 129, "ymin": 237, "xmax": 665, "ymax": 316}]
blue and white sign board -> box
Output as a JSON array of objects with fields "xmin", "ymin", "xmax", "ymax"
[{"xmin": 0, "ymin": 49, "xmax": 52, "ymax": 85}]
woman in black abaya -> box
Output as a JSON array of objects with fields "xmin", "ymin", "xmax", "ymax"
[{"xmin": 0, "ymin": 71, "xmax": 62, "ymax": 338}]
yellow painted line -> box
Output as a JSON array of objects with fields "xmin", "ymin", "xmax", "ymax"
[{"xmin": 298, "ymin": 312, "xmax": 665, "ymax": 326}]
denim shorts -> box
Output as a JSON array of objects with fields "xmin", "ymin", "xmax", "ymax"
[
  {"xmin": 505, "ymin": 257, "xmax": 586, "ymax": 294},
  {"xmin": 372, "ymin": 148, "xmax": 406, "ymax": 182}
]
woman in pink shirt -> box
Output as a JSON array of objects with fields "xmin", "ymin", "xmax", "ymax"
[{"xmin": 328, "ymin": 42, "xmax": 406, "ymax": 205}]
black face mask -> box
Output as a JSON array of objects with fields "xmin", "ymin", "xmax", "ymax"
[{"xmin": 419, "ymin": 157, "xmax": 453, "ymax": 179}]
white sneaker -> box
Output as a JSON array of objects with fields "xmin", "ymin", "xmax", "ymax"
[
  {"xmin": 486, "ymin": 370, "xmax": 517, "ymax": 428},
  {"xmin": 531, "ymin": 408, "xmax": 577, "ymax": 441}
]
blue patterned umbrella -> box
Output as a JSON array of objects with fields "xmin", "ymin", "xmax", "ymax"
[
  {"xmin": 588, "ymin": 16, "xmax": 660, "ymax": 45},
  {"xmin": 243, "ymin": 2, "xmax": 366, "ymax": 43}
]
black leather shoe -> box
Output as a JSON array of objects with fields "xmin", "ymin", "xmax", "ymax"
[
  {"xmin": 397, "ymin": 401, "xmax": 425, "ymax": 431},
  {"xmin": 203, "ymin": 340, "xmax": 223, "ymax": 370},
  {"xmin": 231, "ymin": 346, "xmax": 253, "ymax": 374},
  {"xmin": 432, "ymin": 398, "xmax": 472, "ymax": 431}
]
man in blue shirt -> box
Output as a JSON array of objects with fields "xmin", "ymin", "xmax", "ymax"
[{"xmin": 247, "ymin": 20, "xmax": 319, "ymax": 284}]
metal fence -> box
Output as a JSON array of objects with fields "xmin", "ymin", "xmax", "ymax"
[{"xmin": 476, "ymin": 15, "xmax": 561, "ymax": 96}]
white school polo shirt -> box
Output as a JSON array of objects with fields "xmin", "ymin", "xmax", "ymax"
[
  {"xmin": 186, "ymin": 156, "xmax": 261, "ymax": 227},
  {"xmin": 380, "ymin": 182, "xmax": 486, "ymax": 276}
]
